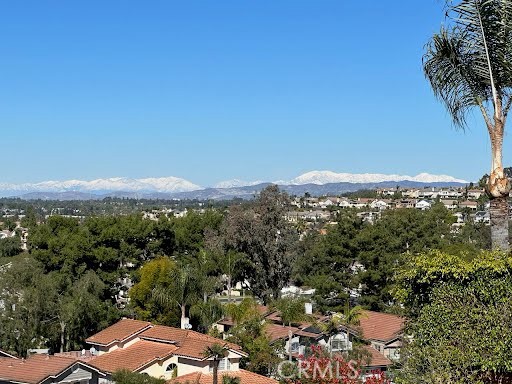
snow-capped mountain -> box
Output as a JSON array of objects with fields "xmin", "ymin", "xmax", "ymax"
[
  {"xmin": 0, "ymin": 176, "xmax": 201, "ymax": 195},
  {"xmin": 214, "ymin": 179, "xmax": 265, "ymax": 189},
  {"xmin": 0, "ymin": 170, "xmax": 470, "ymax": 199},
  {"xmin": 288, "ymin": 171, "xmax": 468, "ymax": 185}
]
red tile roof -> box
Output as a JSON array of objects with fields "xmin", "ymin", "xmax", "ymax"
[
  {"xmin": 86, "ymin": 318, "xmax": 151, "ymax": 346},
  {"xmin": 0, "ymin": 355, "xmax": 101, "ymax": 384},
  {"xmin": 264, "ymin": 323, "xmax": 321, "ymax": 344},
  {"xmin": 139, "ymin": 325, "xmax": 245, "ymax": 358},
  {"xmin": 169, "ymin": 369, "xmax": 278, "ymax": 384},
  {"xmin": 264, "ymin": 323, "xmax": 298, "ymax": 343},
  {"xmin": 360, "ymin": 345, "xmax": 392, "ymax": 368},
  {"xmin": 88, "ymin": 340, "xmax": 178, "ymax": 373},
  {"xmin": 359, "ymin": 311, "xmax": 404, "ymax": 342}
]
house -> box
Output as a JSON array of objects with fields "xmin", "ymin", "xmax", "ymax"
[
  {"xmin": 370, "ymin": 200, "xmax": 390, "ymax": 211},
  {"xmin": 474, "ymin": 211, "xmax": 490, "ymax": 224},
  {"xmin": 263, "ymin": 307, "xmax": 402, "ymax": 370},
  {"xmin": 376, "ymin": 188, "xmax": 397, "ymax": 197},
  {"xmin": 459, "ymin": 200, "xmax": 478, "ymax": 210},
  {"xmin": 415, "ymin": 200, "xmax": 432, "ymax": 210},
  {"xmin": 319, "ymin": 199, "xmax": 335, "ymax": 209},
  {"xmin": 0, "ymin": 354, "xmax": 106, "ymax": 384},
  {"xmin": 338, "ymin": 198, "xmax": 352, "ymax": 208},
  {"xmin": 418, "ymin": 188, "xmax": 439, "ymax": 200},
  {"xmin": 402, "ymin": 189, "xmax": 420, "ymax": 198},
  {"xmin": 395, "ymin": 199, "xmax": 417, "ymax": 209},
  {"xmin": 440, "ymin": 199, "xmax": 458, "ymax": 210},
  {"xmin": 467, "ymin": 189, "xmax": 485, "ymax": 200},
  {"xmin": 85, "ymin": 319, "xmax": 264, "ymax": 382},
  {"xmin": 358, "ymin": 311, "xmax": 404, "ymax": 362},
  {"xmin": 438, "ymin": 189, "xmax": 463, "ymax": 199}
]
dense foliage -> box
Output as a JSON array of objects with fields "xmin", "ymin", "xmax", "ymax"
[{"xmin": 396, "ymin": 251, "xmax": 512, "ymax": 383}]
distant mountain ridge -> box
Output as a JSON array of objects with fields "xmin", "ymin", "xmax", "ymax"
[{"xmin": 0, "ymin": 171, "xmax": 470, "ymax": 200}]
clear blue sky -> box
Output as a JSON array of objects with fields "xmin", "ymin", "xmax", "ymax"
[{"xmin": 0, "ymin": 1, "xmax": 505, "ymax": 186}]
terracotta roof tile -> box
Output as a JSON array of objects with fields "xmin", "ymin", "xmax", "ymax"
[
  {"xmin": 360, "ymin": 345, "xmax": 392, "ymax": 368},
  {"xmin": 0, "ymin": 355, "xmax": 96, "ymax": 384},
  {"xmin": 86, "ymin": 318, "xmax": 151, "ymax": 346},
  {"xmin": 169, "ymin": 369, "xmax": 278, "ymax": 384},
  {"xmin": 88, "ymin": 340, "xmax": 178, "ymax": 373},
  {"xmin": 265, "ymin": 323, "xmax": 298, "ymax": 343},
  {"xmin": 140, "ymin": 325, "xmax": 244, "ymax": 357},
  {"xmin": 359, "ymin": 311, "xmax": 404, "ymax": 342}
]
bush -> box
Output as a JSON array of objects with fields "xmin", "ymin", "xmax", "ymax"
[{"xmin": 396, "ymin": 251, "xmax": 512, "ymax": 383}]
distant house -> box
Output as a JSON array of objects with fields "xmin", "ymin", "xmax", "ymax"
[
  {"xmin": 395, "ymin": 199, "xmax": 417, "ymax": 209},
  {"xmin": 319, "ymin": 199, "xmax": 335, "ymax": 208},
  {"xmin": 377, "ymin": 188, "xmax": 397, "ymax": 197},
  {"xmin": 459, "ymin": 200, "xmax": 478, "ymax": 210},
  {"xmin": 440, "ymin": 199, "xmax": 458, "ymax": 210},
  {"xmin": 415, "ymin": 200, "xmax": 432, "ymax": 210},
  {"xmin": 475, "ymin": 211, "xmax": 490, "ymax": 224},
  {"xmin": 402, "ymin": 189, "xmax": 420, "ymax": 198},
  {"xmin": 467, "ymin": 189, "xmax": 485, "ymax": 200},
  {"xmin": 370, "ymin": 199, "xmax": 391, "ymax": 210},
  {"xmin": 438, "ymin": 189, "xmax": 463, "ymax": 199},
  {"xmin": 338, "ymin": 198, "xmax": 352, "ymax": 208},
  {"xmin": 0, "ymin": 354, "xmax": 106, "ymax": 384}
]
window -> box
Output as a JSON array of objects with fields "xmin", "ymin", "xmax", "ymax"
[
  {"xmin": 165, "ymin": 363, "xmax": 178, "ymax": 373},
  {"xmin": 290, "ymin": 342, "xmax": 301, "ymax": 353},
  {"xmin": 210, "ymin": 358, "xmax": 231, "ymax": 372},
  {"xmin": 331, "ymin": 339, "xmax": 346, "ymax": 351}
]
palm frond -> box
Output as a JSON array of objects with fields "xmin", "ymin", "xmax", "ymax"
[
  {"xmin": 423, "ymin": 27, "xmax": 488, "ymax": 127},
  {"xmin": 425, "ymin": 0, "xmax": 512, "ymax": 127}
]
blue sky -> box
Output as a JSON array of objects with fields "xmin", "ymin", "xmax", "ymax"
[{"xmin": 0, "ymin": 1, "xmax": 504, "ymax": 186}]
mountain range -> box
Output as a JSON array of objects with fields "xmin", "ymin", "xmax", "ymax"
[{"xmin": 0, "ymin": 171, "xmax": 469, "ymax": 200}]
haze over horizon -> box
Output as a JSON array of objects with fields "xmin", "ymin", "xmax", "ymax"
[{"xmin": 0, "ymin": 1, "xmax": 507, "ymax": 185}]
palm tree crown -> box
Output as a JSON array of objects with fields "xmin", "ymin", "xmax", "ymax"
[{"xmin": 423, "ymin": 0, "xmax": 512, "ymax": 250}]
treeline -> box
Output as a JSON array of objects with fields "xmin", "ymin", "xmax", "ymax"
[{"xmin": 0, "ymin": 186, "xmax": 493, "ymax": 358}]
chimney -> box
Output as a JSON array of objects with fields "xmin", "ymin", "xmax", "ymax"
[
  {"xmin": 305, "ymin": 302, "xmax": 313, "ymax": 315},
  {"xmin": 181, "ymin": 317, "xmax": 192, "ymax": 330}
]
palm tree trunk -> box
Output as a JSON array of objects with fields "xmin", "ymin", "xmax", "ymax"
[
  {"xmin": 213, "ymin": 360, "xmax": 219, "ymax": 384},
  {"xmin": 488, "ymin": 124, "xmax": 510, "ymax": 251},
  {"xmin": 490, "ymin": 197, "xmax": 509, "ymax": 251}
]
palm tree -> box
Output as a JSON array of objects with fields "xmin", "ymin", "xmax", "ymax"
[
  {"xmin": 272, "ymin": 297, "xmax": 312, "ymax": 361},
  {"xmin": 321, "ymin": 304, "xmax": 367, "ymax": 356},
  {"xmin": 152, "ymin": 264, "xmax": 201, "ymax": 326},
  {"xmin": 423, "ymin": 0, "xmax": 512, "ymax": 250},
  {"xmin": 202, "ymin": 343, "xmax": 229, "ymax": 384},
  {"xmin": 190, "ymin": 299, "xmax": 225, "ymax": 334}
]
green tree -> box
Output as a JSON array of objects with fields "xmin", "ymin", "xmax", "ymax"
[
  {"xmin": 223, "ymin": 186, "xmax": 299, "ymax": 304},
  {"xmin": 129, "ymin": 257, "xmax": 180, "ymax": 325},
  {"xmin": 294, "ymin": 211, "xmax": 362, "ymax": 312},
  {"xmin": 0, "ymin": 236, "xmax": 22, "ymax": 257},
  {"xmin": 423, "ymin": 0, "xmax": 512, "ymax": 250}
]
